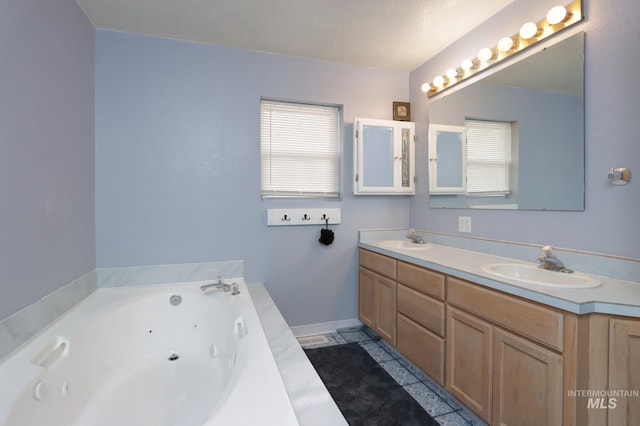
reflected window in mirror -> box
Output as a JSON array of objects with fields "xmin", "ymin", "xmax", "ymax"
[{"xmin": 466, "ymin": 120, "xmax": 512, "ymax": 196}]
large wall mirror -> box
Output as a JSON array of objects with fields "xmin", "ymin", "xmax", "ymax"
[{"xmin": 428, "ymin": 32, "xmax": 584, "ymax": 211}]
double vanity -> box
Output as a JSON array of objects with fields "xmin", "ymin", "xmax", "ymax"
[{"xmin": 358, "ymin": 230, "xmax": 639, "ymax": 426}]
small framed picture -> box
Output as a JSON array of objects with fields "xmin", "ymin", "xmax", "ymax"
[{"xmin": 393, "ymin": 101, "xmax": 411, "ymax": 121}]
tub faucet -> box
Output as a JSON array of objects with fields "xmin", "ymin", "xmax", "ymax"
[
  {"xmin": 406, "ymin": 229, "xmax": 426, "ymax": 245},
  {"xmin": 200, "ymin": 277, "xmax": 240, "ymax": 295},
  {"xmin": 537, "ymin": 245, "xmax": 573, "ymax": 273}
]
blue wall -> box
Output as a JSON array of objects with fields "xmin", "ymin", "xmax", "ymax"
[
  {"xmin": 95, "ymin": 31, "xmax": 411, "ymax": 326},
  {"xmin": 0, "ymin": 0, "xmax": 95, "ymax": 320},
  {"xmin": 410, "ymin": 0, "xmax": 640, "ymax": 259}
]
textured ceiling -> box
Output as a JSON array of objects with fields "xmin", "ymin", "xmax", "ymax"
[{"xmin": 76, "ymin": 0, "xmax": 513, "ymax": 72}]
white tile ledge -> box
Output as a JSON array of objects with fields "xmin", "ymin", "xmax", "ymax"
[
  {"xmin": 358, "ymin": 241, "xmax": 640, "ymax": 318},
  {"xmin": 247, "ymin": 282, "xmax": 348, "ymax": 426}
]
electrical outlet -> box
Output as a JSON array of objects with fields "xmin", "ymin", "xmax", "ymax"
[{"xmin": 458, "ymin": 216, "xmax": 472, "ymax": 233}]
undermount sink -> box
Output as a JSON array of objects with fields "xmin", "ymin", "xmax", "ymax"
[
  {"xmin": 376, "ymin": 240, "xmax": 432, "ymax": 250},
  {"xmin": 481, "ymin": 263, "xmax": 601, "ymax": 288}
]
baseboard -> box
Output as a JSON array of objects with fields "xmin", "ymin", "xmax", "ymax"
[{"xmin": 290, "ymin": 318, "xmax": 362, "ymax": 338}]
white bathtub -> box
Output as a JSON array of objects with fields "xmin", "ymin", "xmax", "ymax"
[{"xmin": 0, "ymin": 279, "xmax": 299, "ymax": 426}]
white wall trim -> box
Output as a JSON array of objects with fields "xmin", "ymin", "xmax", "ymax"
[{"xmin": 290, "ymin": 318, "xmax": 362, "ymax": 337}]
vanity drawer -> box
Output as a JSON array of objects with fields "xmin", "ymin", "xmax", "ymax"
[
  {"xmin": 447, "ymin": 277, "xmax": 564, "ymax": 351},
  {"xmin": 398, "ymin": 284, "xmax": 445, "ymax": 337},
  {"xmin": 359, "ymin": 249, "xmax": 396, "ymax": 279},
  {"xmin": 397, "ymin": 261, "xmax": 445, "ymax": 301},
  {"xmin": 397, "ymin": 313, "xmax": 445, "ymax": 385}
]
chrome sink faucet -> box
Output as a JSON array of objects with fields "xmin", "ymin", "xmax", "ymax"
[
  {"xmin": 537, "ymin": 245, "xmax": 573, "ymax": 273},
  {"xmin": 407, "ymin": 228, "xmax": 426, "ymax": 244},
  {"xmin": 200, "ymin": 276, "xmax": 240, "ymax": 295}
]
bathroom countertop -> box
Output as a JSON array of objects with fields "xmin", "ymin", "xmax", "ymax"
[
  {"xmin": 247, "ymin": 283, "xmax": 348, "ymax": 426},
  {"xmin": 359, "ymin": 241, "xmax": 640, "ymax": 318}
]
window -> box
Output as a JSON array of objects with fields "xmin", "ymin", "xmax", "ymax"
[
  {"xmin": 260, "ymin": 99, "xmax": 341, "ymax": 198},
  {"xmin": 465, "ymin": 120, "xmax": 511, "ymax": 195}
]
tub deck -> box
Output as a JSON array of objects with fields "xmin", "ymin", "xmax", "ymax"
[{"xmin": 248, "ymin": 283, "xmax": 347, "ymax": 426}]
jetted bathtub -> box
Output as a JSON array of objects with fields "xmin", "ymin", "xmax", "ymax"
[{"xmin": 0, "ymin": 279, "xmax": 299, "ymax": 425}]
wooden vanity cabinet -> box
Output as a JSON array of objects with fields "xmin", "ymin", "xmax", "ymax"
[
  {"xmin": 447, "ymin": 307, "xmax": 493, "ymax": 421},
  {"xmin": 447, "ymin": 277, "xmax": 566, "ymax": 425},
  {"xmin": 492, "ymin": 327, "xmax": 563, "ymax": 425},
  {"xmin": 358, "ymin": 248, "xmax": 639, "ymax": 426},
  {"xmin": 358, "ymin": 249, "xmax": 397, "ymax": 345},
  {"xmin": 608, "ymin": 318, "xmax": 640, "ymax": 425},
  {"xmin": 396, "ymin": 261, "xmax": 446, "ymax": 385},
  {"xmin": 358, "ymin": 267, "xmax": 376, "ymax": 329}
]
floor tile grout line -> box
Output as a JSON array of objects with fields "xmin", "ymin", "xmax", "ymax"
[{"xmin": 377, "ymin": 358, "xmax": 423, "ymax": 386}]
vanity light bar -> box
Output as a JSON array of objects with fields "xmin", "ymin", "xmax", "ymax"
[{"xmin": 423, "ymin": 0, "xmax": 583, "ymax": 98}]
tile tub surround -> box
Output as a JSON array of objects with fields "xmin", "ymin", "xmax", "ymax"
[
  {"xmin": 359, "ymin": 229, "xmax": 640, "ymax": 317},
  {"xmin": 97, "ymin": 260, "xmax": 244, "ymax": 288},
  {"xmin": 299, "ymin": 327, "xmax": 486, "ymax": 426},
  {"xmin": 0, "ymin": 270, "xmax": 97, "ymax": 361}
]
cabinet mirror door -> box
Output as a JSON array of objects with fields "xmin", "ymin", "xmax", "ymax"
[
  {"xmin": 362, "ymin": 124, "xmax": 395, "ymax": 188},
  {"xmin": 429, "ymin": 124, "xmax": 466, "ymax": 193}
]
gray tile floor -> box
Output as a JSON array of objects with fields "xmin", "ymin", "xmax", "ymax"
[{"xmin": 299, "ymin": 326, "xmax": 487, "ymax": 426}]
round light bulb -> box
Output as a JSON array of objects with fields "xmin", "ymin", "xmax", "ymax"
[
  {"xmin": 547, "ymin": 6, "xmax": 568, "ymax": 25},
  {"xmin": 519, "ymin": 22, "xmax": 539, "ymax": 40},
  {"xmin": 432, "ymin": 75, "xmax": 445, "ymax": 88},
  {"xmin": 477, "ymin": 47, "xmax": 494, "ymax": 62},
  {"xmin": 446, "ymin": 68, "xmax": 458, "ymax": 80},
  {"xmin": 421, "ymin": 83, "xmax": 430, "ymax": 93},
  {"xmin": 461, "ymin": 58, "xmax": 474, "ymax": 71},
  {"xmin": 497, "ymin": 36, "xmax": 515, "ymax": 53}
]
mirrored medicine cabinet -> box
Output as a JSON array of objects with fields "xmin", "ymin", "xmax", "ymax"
[
  {"xmin": 428, "ymin": 32, "xmax": 585, "ymax": 211},
  {"xmin": 353, "ymin": 117, "xmax": 415, "ymax": 195}
]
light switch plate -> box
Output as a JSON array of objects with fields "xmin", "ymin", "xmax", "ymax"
[{"xmin": 458, "ymin": 216, "xmax": 472, "ymax": 233}]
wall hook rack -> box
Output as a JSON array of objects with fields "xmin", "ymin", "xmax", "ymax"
[{"xmin": 267, "ymin": 208, "xmax": 341, "ymax": 226}]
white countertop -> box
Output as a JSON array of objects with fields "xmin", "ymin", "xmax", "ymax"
[{"xmin": 359, "ymin": 240, "xmax": 640, "ymax": 318}]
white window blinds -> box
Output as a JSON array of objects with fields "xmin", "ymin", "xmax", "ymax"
[
  {"xmin": 260, "ymin": 100, "xmax": 341, "ymax": 198},
  {"xmin": 465, "ymin": 120, "xmax": 511, "ymax": 195}
]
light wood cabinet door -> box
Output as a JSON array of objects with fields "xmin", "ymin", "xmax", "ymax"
[
  {"xmin": 375, "ymin": 274, "xmax": 397, "ymax": 345},
  {"xmin": 397, "ymin": 261, "xmax": 445, "ymax": 301},
  {"xmin": 359, "ymin": 248, "xmax": 396, "ymax": 279},
  {"xmin": 397, "ymin": 284, "xmax": 445, "ymax": 337},
  {"xmin": 492, "ymin": 328, "xmax": 563, "ymax": 426},
  {"xmin": 398, "ymin": 313, "xmax": 445, "ymax": 385},
  {"xmin": 358, "ymin": 267, "xmax": 375, "ymax": 329},
  {"xmin": 447, "ymin": 307, "xmax": 493, "ymax": 423},
  {"xmin": 609, "ymin": 318, "xmax": 640, "ymax": 426}
]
